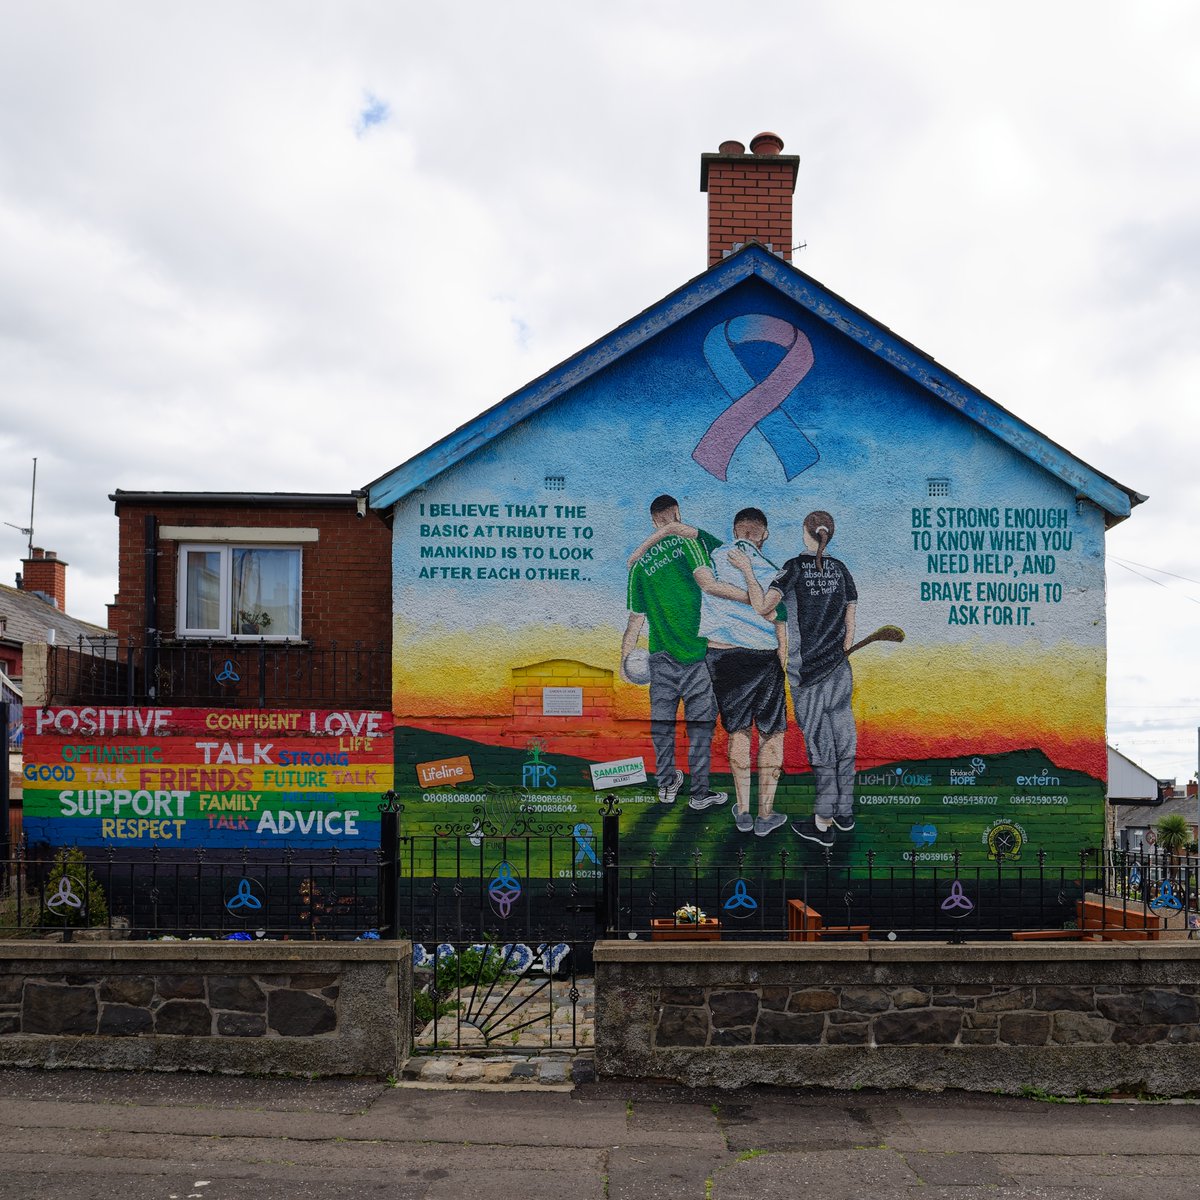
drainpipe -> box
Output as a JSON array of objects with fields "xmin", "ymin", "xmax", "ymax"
[{"xmin": 144, "ymin": 515, "xmax": 158, "ymax": 700}]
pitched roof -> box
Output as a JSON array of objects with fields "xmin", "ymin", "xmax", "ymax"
[
  {"xmin": 0, "ymin": 582, "xmax": 111, "ymax": 649},
  {"xmin": 366, "ymin": 244, "xmax": 1144, "ymax": 526}
]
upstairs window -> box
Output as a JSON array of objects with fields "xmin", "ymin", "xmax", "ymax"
[{"xmin": 178, "ymin": 544, "xmax": 301, "ymax": 639}]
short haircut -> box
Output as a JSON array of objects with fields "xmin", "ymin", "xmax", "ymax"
[
  {"xmin": 650, "ymin": 494, "xmax": 679, "ymax": 517},
  {"xmin": 733, "ymin": 507, "xmax": 768, "ymax": 532}
]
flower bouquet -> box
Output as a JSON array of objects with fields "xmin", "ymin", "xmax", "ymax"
[{"xmin": 651, "ymin": 903, "xmax": 721, "ymax": 942}]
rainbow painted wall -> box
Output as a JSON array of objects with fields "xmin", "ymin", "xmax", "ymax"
[
  {"xmin": 386, "ymin": 272, "xmax": 1110, "ymax": 868},
  {"xmin": 22, "ymin": 707, "xmax": 393, "ymax": 848}
]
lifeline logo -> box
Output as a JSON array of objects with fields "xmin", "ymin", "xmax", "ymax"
[
  {"xmin": 417, "ymin": 756, "xmax": 474, "ymax": 788},
  {"xmin": 588, "ymin": 756, "xmax": 647, "ymax": 790}
]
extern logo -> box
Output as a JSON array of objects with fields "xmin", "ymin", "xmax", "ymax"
[
  {"xmin": 983, "ymin": 818, "xmax": 1028, "ymax": 861},
  {"xmin": 521, "ymin": 741, "xmax": 556, "ymax": 790},
  {"xmin": 417, "ymin": 756, "xmax": 474, "ymax": 788},
  {"xmin": 588, "ymin": 756, "xmax": 647, "ymax": 790}
]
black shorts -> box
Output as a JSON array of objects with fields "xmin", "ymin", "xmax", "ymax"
[{"xmin": 705, "ymin": 647, "xmax": 787, "ymax": 736}]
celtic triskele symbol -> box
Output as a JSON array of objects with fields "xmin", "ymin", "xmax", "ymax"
[
  {"xmin": 573, "ymin": 823, "xmax": 599, "ymax": 866},
  {"xmin": 723, "ymin": 879, "xmax": 758, "ymax": 913},
  {"xmin": 46, "ymin": 876, "xmax": 82, "ymax": 911},
  {"xmin": 488, "ymin": 861, "xmax": 522, "ymax": 919},
  {"xmin": 940, "ymin": 879, "xmax": 974, "ymax": 914},
  {"xmin": 693, "ymin": 315, "xmax": 819, "ymax": 482},
  {"xmin": 215, "ymin": 659, "xmax": 240, "ymax": 684},
  {"xmin": 226, "ymin": 878, "xmax": 262, "ymax": 912},
  {"xmin": 1150, "ymin": 880, "xmax": 1184, "ymax": 912}
]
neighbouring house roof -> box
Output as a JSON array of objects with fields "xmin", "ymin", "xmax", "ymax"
[
  {"xmin": 366, "ymin": 243, "xmax": 1145, "ymax": 525},
  {"xmin": 110, "ymin": 491, "xmax": 365, "ymax": 507},
  {"xmin": 1106, "ymin": 744, "xmax": 1160, "ymax": 805},
  {"xmin": 0, "ymin": 582, "xmax": 111, "ymax": 650}
]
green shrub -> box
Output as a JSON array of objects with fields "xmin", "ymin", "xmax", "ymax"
[{"xmin": 38, "ymin": 848, "xmax": 109, "ymax": 928}]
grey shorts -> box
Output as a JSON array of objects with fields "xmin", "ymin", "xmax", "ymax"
[{"xmin": 706, "ymin": 647, "xmax": 787, "ymax": 735}]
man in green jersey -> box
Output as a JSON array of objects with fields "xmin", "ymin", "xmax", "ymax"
[{"xmin": 620, "ymin": 495, "xmax": 728, "ymax": 810}]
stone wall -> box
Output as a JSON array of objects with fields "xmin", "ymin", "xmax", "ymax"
[
  {"xmin": 0, "ymin": 940, "xmax": 411, "ymax": 1076},
  {"xmin": 594, "ymin": 941, "xmax": 1200, "ymax": 1096}
]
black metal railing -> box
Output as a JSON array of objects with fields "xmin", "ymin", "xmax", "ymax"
[
  {"xmin": 45, "ymin": 636, "xmax": 390, "ymax": 708},
  {"xmin": 0, "ymin": 846, "xmax": 383, "ymax": 941}
]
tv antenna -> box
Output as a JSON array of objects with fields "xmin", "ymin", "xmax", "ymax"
[{"xmin": 4, "ymin": 457, "xmax": 37, "ymax": 560}]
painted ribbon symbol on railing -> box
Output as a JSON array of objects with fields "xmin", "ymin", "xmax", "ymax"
[
  {"xmin": 1129, "ymin": 864, "xmax": 1142, "ymax": 889},
  {"xmin": 226, "ymin": 878, "xmax": 262, "ymax": 912},
  {"xmin": 723, "ymin": 879, "xmax": 758, "ymax": 913},
  {"xmin": 940, "ymin": 879, "xmax": 974, "ymax": 914},
  {"xmin": 215, "ymin": 659, "xmax": 241, "ymax": 684},
  {"xmin": 46, "ymin": 877, "xmax": 82, "ymax": 911},
  {"xmin": 1150, "ymin": 880, "xmax": 1184, "ymax": 912},
  {"xmin": 573, "ymin": 823, "xmax": 599, "ymax": 866},
  {"xmin": 488, "ymin": 861, "xmax": 522, "ymax": 919},
  {"xmin": 692, "ymin": 315, "xmax": 820, "ymax": 482}
]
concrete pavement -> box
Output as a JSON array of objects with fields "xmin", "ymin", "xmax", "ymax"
[{"xmin": 0, "ymin": 1067, "xmax": 1198, "ymax": 1198}]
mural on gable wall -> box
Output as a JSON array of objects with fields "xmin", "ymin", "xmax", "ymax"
[{"xmin": 391, "ymin": 281, "xmax": 1107, "ymax": 871}]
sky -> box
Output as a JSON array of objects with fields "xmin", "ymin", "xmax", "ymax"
[{"xmin": 1, "ymin": 1, "xmax": 1197, "ymax": 782}]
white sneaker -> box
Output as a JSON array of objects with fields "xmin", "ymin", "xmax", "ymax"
[
  {"xmin": 657, "ymin": 769, "xmax": 685, "ymax": 804},
  {"xmin": 688, "ymin": 790, "xmax": 728, "ymax": 811}
]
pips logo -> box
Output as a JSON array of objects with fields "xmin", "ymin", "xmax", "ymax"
[{"xmin": 521, "ymin": 740, "xmax": 556, "ymax": 790}]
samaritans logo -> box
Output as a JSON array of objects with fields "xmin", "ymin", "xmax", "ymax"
[
  {"xmin": 522, "ymin": 741, "xmax": 556, "ymax": 790},
  {"xmin": 983, "ymin": 818, "xmax": 1027, "ymax": 861},
  {"xmin": 589, "ymin": 756, "xmax": 647, "ymax": 790}
]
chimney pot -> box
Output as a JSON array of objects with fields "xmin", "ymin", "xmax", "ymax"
[
  {"xmin": 46, "ymin": 550, "xmax": 57, "ymax": 560},
  {"xmin": 718, "ymin": 139, "xmax": 746, "ymax": 156},
  {"xmin": 31, "ymin": 547, "xmax": 45, "ymax": 560},
  {"xmin": 749, "ymin": 131, "xmax": 785, "ymax": 156}
]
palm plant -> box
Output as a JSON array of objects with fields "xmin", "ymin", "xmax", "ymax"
[{"xmin": 1155, "ymin": 813, "xmax": 1192, "ymax": 858}]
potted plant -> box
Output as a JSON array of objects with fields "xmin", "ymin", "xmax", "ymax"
[
  {"xmin": 237, "ymin": 609, "xmax": 273, "ymax": 635},
  {"xmin": 651, "ymin": 903, "xmax": 721, "ymax": 942}
]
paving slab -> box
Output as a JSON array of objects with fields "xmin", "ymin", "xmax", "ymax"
[{"xmin": 712, "ymin": 1147, "xmax": 921, "ymax": 1198}]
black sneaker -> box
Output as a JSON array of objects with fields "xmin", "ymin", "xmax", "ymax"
[
  {"xmin": 832, "ymin": 816, "xmax": 856, "ymax": 833},
  {"xmin": 792, "ymin": 817, "xmax": 835, "ymax": 848}
]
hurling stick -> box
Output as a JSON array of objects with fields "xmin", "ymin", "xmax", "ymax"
[{"xmin": 847, "ymin": 625, "xmax": 905, "ymax": 656}]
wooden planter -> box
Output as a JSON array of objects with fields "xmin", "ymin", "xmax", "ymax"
[{"xmin": 650, "ymin": 918, "xmax": 721, "ymax": 942}]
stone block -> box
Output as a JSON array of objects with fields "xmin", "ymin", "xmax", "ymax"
[
  {"xmin": 1051, "ymin": 1012, "xmax": 1114, "ymax": 1044},
  {"xmin": 0, "ymin": 977, "xmax": 23, "ymax": 1005},
  {"xmin": 709, "ymin": 990, "xmax": 760, "ymax": 1027},
  {"xmin": 268, "ymin": 989, "xmax": 336, "ymax": 1036},
  {"xmin": 1142, "ymin": 989, "xmax": 1200, "ymax": 1026},
  {"xmin": 1113, "ymin": 1024, "xmax": 1169, "ymax": 1045},
  {"xmin": 960, "ymin": 1029, "xmax": 998, "ymax": 1045},
  {"xmin": 712, "ymin": 1026, "xmax": 752, "ymax": 1046},
  {"xmin": 23, "ymin": 983, "xmax": 98, "ymax": 1035},
  {"xmin": 0, "ymin": 1013, "xmax": 18, "ymax": 1036},
  {"xmin": 892, "ymin": 987, "xmax": 930, "ymax": 1009},
  {"xmin": 965, "ymin": 1012, "xmax": 997, "ymax": 1029},
  {"xmin": 656, "ymin": 1006, "xmax": 708, "ymax": 1047},
  {"xmin": 787, "ymin": 989, "xmax": 838, "ymax": 1013},
  {"xmin": 755, "ymin": 1010, "xmax": 824, "ymax": 1045},
  {"xmin": 99, "ymin": 1004, "xmax": 153, "ymax": 1036},
  {"xmin": 156, "ymin": 974, "xmax": 205, "ymax": 1000},
  {"xmin": 217, "ymin": 1012, "xmax": 267, "ymax": 1037},
  {"xmin": 873, "ymin": 1009, "xmax": 962, "ymax": 1044},
  {"xmin": 976, "ymin": 987, "xmax": 1034, "ymax": 1013},
  {"xmin": 208, "ymin": 975, "xmax": 266, "ymax": 1013},
  {"xmin": 99, "ymin": 976, "xmax": 155, "ymax": 1006},
  {"xmin": 1095, "ymin": 993, "xmax": 1141, "ymax": 1024},
  {"xmin": 998, "ymin": 1013, "xmax": 1050, "ymax": 1045},
  {"xmin": 840, "ymin": 987, "xmax": 891, "ymax": 1013},
  {"xmin": 155, "ymin": 1000, "xmax": 212, "ymax": 1036},
  {"xmin": 1032, "ymin": 986, "xmax": 1094, "ymax": 1012},
  {"xmin": 824, "ymin": 1021, "xmax": 868, "ymax": 1045},
  {"xmin": 760, "ymin": 986, "xmax": 790, "ymax": 1011}
]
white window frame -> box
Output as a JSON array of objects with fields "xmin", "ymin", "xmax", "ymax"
[{"xmin": 176, "ymin": 542, "xmax": 303, "ymax": 640}]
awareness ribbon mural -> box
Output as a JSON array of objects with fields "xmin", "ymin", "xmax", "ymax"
[{"xmin": 693, "ymin": 314, "xmax": 819, "ymax": 482}]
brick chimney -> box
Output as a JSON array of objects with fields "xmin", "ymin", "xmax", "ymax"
[
  {"xmin": 700, "ymin": 132, "xmax": 800, "ymax": 267},
  {"xmin": 21, "ymin": 547, "xmax": 67, "ymax": 611}
]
